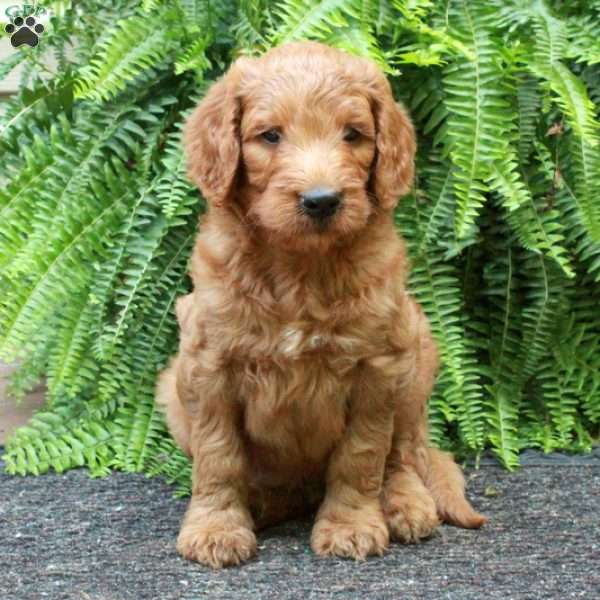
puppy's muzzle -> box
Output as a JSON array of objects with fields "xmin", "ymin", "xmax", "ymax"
[{"xmin": 299, "ymin": 187, "xmax": 342, "ymax": 221}]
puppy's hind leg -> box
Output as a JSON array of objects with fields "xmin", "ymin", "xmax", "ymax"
[
  {"xmin": 382, "ymin": 424, "xmax": 441, "ymax": 543},
  {"xmin": 156, "ymin": 356, "xmax": 192, "ymax": 457},
  {"xmin": 382, "ymin": 312, "xmax": 441, "ymax": 543},
  {"xmin": 382, "ymin": 309, "xmax": 486, "ymax": 540}
]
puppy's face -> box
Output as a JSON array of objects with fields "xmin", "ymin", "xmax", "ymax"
[
  {"xmin": 239, "ymin": 72, "xmax": 377, "ymax": 251},
  {"xmin": 185, "ymin": 42, "xmax": 416, "ymax": 253}
]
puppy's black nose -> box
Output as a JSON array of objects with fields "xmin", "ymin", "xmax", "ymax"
[{"xmin": 299, "ymin": 187, "xmax": 341, "ymax": 219}]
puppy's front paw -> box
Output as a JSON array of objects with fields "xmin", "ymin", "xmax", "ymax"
[
  {"xmin": 177, "ymin": 523, "xmax": 257, "ymax": 568},
  {"xmin": 383, "ymin": 487, "xmax": 440, "ymax": 543},
  {"xmin": 311, "ymin": 511, "xmax": 389, "ymax": 560}
]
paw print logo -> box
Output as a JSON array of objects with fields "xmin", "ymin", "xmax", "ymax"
[{"xmin": 4, "ymin": 16, "xmax": 45, "ymax": 48}]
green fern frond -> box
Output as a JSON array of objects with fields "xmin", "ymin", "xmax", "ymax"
[
  {"xmin": 529, "ymin": 0, "xmax": 568, "ymax": 65},
  {"xmin": 479, "ymin": 211, "xmax": 524, "ymax": 468},
  {"xmin": 406, "ymin": 70, "xmax": 448, "ymax": 146},
  {"xmin": 0, "ymin": 125, "xmax": 63, "ymax": 269},
  {"xmin": 555, "ymin": 294, "xmax": 600, "ymax": 425},
  {"xmin": 516, "ymin": 73, "xmax": 541, "ymax": 162},
  {"xmin": 175, "ymin": 36, "xmax": 212, "ymax": 75},
  {"xmin": 519, "ymin": 255, "xmax": 566, "ymax": 381},
  {"xmin": 270, "ymin": 0, "xmax": 389, "ymax": 68},
  {"xmin": 273, "ymin": 0, "xmax": 359, "ymax": 42},
  {"xmin": 486, "ymin": 157, "xmax": 532, "ymax": 213},
  {"xmin": 503, "ymin": 202, "xmax": 574, "ymax": 278},
  {"xmin": 0, "ymin": 160, "xmax": 135, "ymax": 360},
  {"xmin": 326, "ymin": 22, "xmax": 389, "ymax": 69},
  {"xmin": 234, "ymin": 0, "xmax": 273, "ymax": 51},
  {"xmin": 481, "ymin": 218, "xmax": 523, "ymax": 379},
  {"xmin": 146, "ymin": 438, "xmax": 192, "ymax": 496},
  {"xmin": 485, "ymin": 385, "xmax": 520, "ymax": 469},
  {"xmin": 564, "ymin": 131, "xmax": 600, "ymax": 243},
  {"xmin": 522, "ymin": 422, "xmax": 561, "ymax": 454},
  {"xmin": 95, "ymin": 199, "xmax": 169, "ymax": 358},
  {"xmin": 46, "ymin": 285, "xmax": 99, "ymax": 400},
  {"xmin": 155, "ymin": 128, "xmax": 198, "ymax": 218},
  {"xmin": 2, "ymin": 401, "xmax": 116, "ymax": 477},
  {"xmin": 427, "ymin": 376, "xmax": 453, "ymax": 448},
  {"xmin": 417, "ymin": 159, "xmax": 456, "ymax": 254},
  {"xmin": 75, "ymin": 11, "xmax": 179, "ymax": 103},
  {"xmin": 525, "ymin": 3, "xmax": 600, "ymax": 243},
  {"xmin": 541, "ymin": 325, "xmax": 583, "ymax": 447},
  {"xmin": 142, "ymin": 0, "xmax": 164, "ymax": 11},
  {"xmin": 397, "ymin": 193, "xmax": 486, "ymax": 452},
  {"xmin": 106, "ymin": 228, "xmax": 195, "ymax": 472},
  {"xmin": 392, "ymin": 0, "xmax": 475, "ymax": 63},
  {"xmin": 444, "ymin": 1, "xmax": 526, "ymax": 238},
  {"xmin": 566, "ymin": 12, "xmax": 600, "ymax": 65},
  {"xmin": 4, "ymin": 340, "xmax": 52, "ymax": 402},
  {"xmin": 491, "ymin": 141, "xmax": 573, "ymax": 277},
  {"xmin": 0, "ymin": 51, "xmax": 28, "ymax": 82},
  {"xmin": 0, "ymin": 80, "xmax": 74, "ymax": 150},
  {"xmin": 3, "ymin": 97, "xmax": 163, "ymax": 280},
  {"xmin": 537, "ymin": 62, "xmax": 599, "ymax": 147},
  {"xmin": 94, "ymin": 169, "xmax": 196, "ymax": 360},
  {"xmin": 553, "ymin": 138, "xmax": 600, "ymax": 280}
]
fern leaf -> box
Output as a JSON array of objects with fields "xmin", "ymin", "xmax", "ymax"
[
  {"xmin": 0, "ymin": 161, "xmax": 135, "ymax": 360},
  {"xmin": 479, "ymin": 211, "xmax": 524, "ymax": 468},
  {"xmin": 146, "ymin": 438, "xmax": 192, "ymax": 497},
  {"xmin": 519, "ymin": 255, "xmax": 566, "ymax": 381},
  {"xmin": 553, "ymin": 137, "xmax": 600, "ymax": 280},
  {"xmin": 4, "ymin": 100, "xmax": 158, "ymax": 280},
  {"xmin": 273, "ymin": 0, "xmax": 359, "ymax": 42},
  {"xmin": 566, "ymin": 13, "xmax": 600, "ymax": 65},
  {"xmin": 0, "ymin": 126, "xmax": 61, "ymax": 269},
  {"xmin": 0, "ymin": 80, "xmax": 74, "ymax": 148},
  {"xmin": 406, "ymin": 71, "xmax": 448, "ymax": 145},
  {"xmin": 486, "ymin": 157, "xmax": 532, "ymax": 213},
  {"xmin": 107, "ymin": 229, "xmax": 195, "ymax": 472},
  {"xmin": 270, "ymin": 0, "xmax": 388, "ymax": 68},
  {"xmin": 0, "ymin": 51, "xmax": 27, "ymax": 83},
  {"xmin": 516, "ymin": 72, "xmax": 541, "ymax": 163},
  {"xmin": 444, "ymin": 1, "xmax": 526, "ymax": 238},
  {"xmin": 485, "ymin": 385, "xmax": 520, "ymax": 470},
  {"xmin": 175, "ymin": 36, "xmax": 211, "ymax": 76},
  {"xmin": 155, "ymin": 129, "xmax": 198, "ymax": 218},
  {"xmin": 75, "ymin": 11, "xmax": 178, "ymax": 103},
  {"xmin": 2, "ymin": 402, "xmax": 116, "ymax": 477},
  {"xmin": 46, "ymin": 285, "xmax": 99, "ymax": 400},
  {"xmin": 234, "ymin": 0, "xmax": 273, "ymax": 51},
  {"xmin": 397, "ymin": 193, "xmax": 486, "ymax": 451}
]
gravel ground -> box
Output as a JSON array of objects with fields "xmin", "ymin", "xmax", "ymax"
[{"xmin": 1, "ymin": 449, "xmax": 599, "ymax": 600}]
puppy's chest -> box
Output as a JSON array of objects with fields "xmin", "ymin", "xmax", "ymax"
[
  {"xmin": 233, "ymin": 319, "xmax": 375, "ymax": 375},
  {"xmin": 231, "ymin": 321, "xmax": 372, "ymax": 460}
]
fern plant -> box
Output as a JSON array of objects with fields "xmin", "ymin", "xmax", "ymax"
[{"xmin": 1, "ymin": 0, "xmax": 599, "ymax": 492}]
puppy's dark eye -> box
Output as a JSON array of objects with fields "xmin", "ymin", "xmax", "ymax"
[
  {"xmin": 343, "ymin": 127, "xmax": 361, "ymax": 142},
  {"xmin": 261, "ymin": 129, "xmax": 281, "ymax": 144}
]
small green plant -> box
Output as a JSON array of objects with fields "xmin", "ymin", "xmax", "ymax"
[{"xmin": 1, "ymin": 0, "xmax": 599, "ymax": 493}]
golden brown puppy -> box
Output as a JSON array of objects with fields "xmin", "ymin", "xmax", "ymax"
[{"xmin": 156, "ymin": 41, "xmax": 486, "ymax": 569}]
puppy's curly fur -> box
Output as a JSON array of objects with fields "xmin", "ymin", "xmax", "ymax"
[{"xmin": 156, "ymin": 41, "xmax": 486, "ymax": 569}]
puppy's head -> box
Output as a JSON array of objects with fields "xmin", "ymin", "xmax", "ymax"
[{"xmin": 185, "ymin": 42, "xmax": 415, "ymax": 252}]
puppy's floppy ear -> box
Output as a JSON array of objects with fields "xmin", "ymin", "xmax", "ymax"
[
  {"xmin": 369, "ymin": 75, "xmax": 416, "ymax": 210},
  {"xmin": 184, "ymin": 66, "xmax": 243, "ymax": 207}
]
